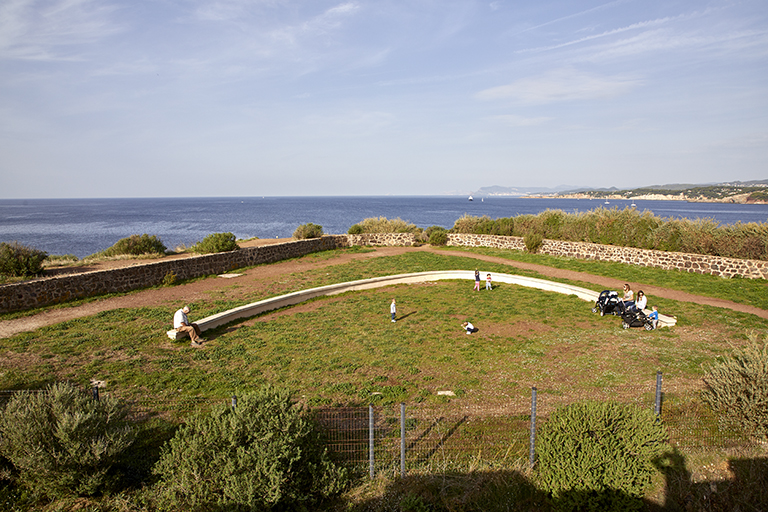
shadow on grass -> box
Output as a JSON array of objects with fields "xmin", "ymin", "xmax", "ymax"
[{"xmin": 339, "ymin": 450, "xmax": 768, "ymax": 512}]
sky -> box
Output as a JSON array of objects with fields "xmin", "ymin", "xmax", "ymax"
[{"xmin": 0, "ymin": 0, "xmax": 767, "ymax": 198}]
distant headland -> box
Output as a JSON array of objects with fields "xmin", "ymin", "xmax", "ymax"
[{"xmin": 472, "ymin": 180, "xmax": 768, "ymax": 204}]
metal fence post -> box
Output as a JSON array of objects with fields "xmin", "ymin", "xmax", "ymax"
[
  {"xmin": 369, "ymin": 404, "xmax": 375, "ymax": 479},
  {"xmin": 400, "ymin": 403, "xmax": 406, "ymax": 478},
  {"xmin": 92, "ymin": 386, "xmax": 99, "ymax": 401},
  {"xmin": 655, "ymin": 371, "xmax": 663, "ymax": 417},
  {"xmin": 529, "ymin": 386, "xmax": 537, "ymax": 469}
]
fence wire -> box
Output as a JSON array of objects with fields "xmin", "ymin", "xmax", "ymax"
[{"xmin": 0, "ymin": 382, "xmax": 757, "ymax": 476}]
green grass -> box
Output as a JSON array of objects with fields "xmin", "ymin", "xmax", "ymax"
[
  {"xmin": 1, "ymin": 251, "xmax": 766, "ymax": 411},
  {"xmin": 1, "ymin": 248, "xmax": 767, "ymax": 511},
  {"xmin": 453, "ymin": 246, "xmax": 768, "ymax": 309}
]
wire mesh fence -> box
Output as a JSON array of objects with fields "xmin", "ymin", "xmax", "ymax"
[{"xmin": 0, "ymin": 375, "xmax": 756, "ymax": 478}]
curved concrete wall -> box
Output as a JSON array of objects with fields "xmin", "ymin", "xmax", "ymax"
[{"xmin": 170, "ymin": 270, "xmax": 674, "ymax": 339}]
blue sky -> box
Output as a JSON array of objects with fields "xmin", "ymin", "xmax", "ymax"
[{"xmin": 1, "ymin": 0, "xmax": 766, "ymax": 198}]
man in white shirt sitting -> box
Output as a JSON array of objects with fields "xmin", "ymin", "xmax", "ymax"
[{"xmin": 173, "ymin": 305, "xmax": 205, "ymax": 347}]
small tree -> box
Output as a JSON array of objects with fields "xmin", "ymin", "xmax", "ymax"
[
  {"xmin": 191, "ymin": 232, "xmax": 240, "ymax": 254},
  {"xmin": 0, "ymin": 382, "xmax": 135, "ymax": 499},
  {"xmin": 536, "ymin": 400, "xmax": 669, "ymax": 512},
  {"xmin": 702, "ymin": 336, "xmax": 768, "ymax": 442},
  {"xmin": 293, "ymin": 223, "xmax": 324, "ymax": 239},
  {"xmin": 0, "ymin": 241, "xmax": 48, "ymax": 277},
  {"xmin": 97, "ymin": 234, "xmax": 167, "ymax": 257},
  {"xmin": 152, "ymin": 385, "xmax": 348, "ymax": 510}
]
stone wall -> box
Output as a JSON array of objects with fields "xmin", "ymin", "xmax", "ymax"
[
  {"xmin": 444, "ymin": 234, "xmax": 768, "ymax": 280},
  {"xmin": 2, "ymin": 233, "xmax": 765, "ymax": 314},
  {"xmin": 0, "ymin": 236, "xmax": 345, "ymax": 313}
]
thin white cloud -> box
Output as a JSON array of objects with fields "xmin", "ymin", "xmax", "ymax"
[
  {"xmin": 0, "ymin": 0, "xmax": 122, "ymax": 61},
  {"xmin": 516, "ymin": 16, "xmax": 678, "ymax": 54},
  {"xmin": 490, "ymin": 114, "xmax": 552, "ymax": 126},
  {"xmin": 510, "ymin": 0, "xmax": 629, "ymax": 36},
  {"xmin": 476, "ymin": 68, "xmax": 641, "ymax": 105}
]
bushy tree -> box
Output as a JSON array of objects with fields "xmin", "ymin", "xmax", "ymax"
[
  {"xmin": 536, "ymin": 400, "xmax": 669, "ymax": 512},
  {"xmin": 702, "ymin": 336, "xmax": 768, "ymax": 442},
  {"xmin": 191, "ymin": 232, "xmax": 240, "ymax": 254},
  {"xmin": 98, "ymin": 234, "xmax": 167, "ymax": 257},
  {"xmin": 293, "ymin": 223, "xmax": 324, "ymax": 239},
  {"xmin": 0, "ymin": 241, "xmax": 48, "ymax": 276},
  {"xmin": 152, "ymin": 385, "xmax": 348, "ymax": 510},
  {"xmin": 0, "ymin": 382, "xmax": 135, "ymax": 499}
]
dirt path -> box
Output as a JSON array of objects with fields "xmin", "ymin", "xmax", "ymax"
[{"xmin": 1, "ymin": 244, "xmax": 766, "ymax": 338}]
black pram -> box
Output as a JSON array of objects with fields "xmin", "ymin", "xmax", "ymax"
[
  {"xmin": 592, "ymin": 290, "xmax": 623, "ymax": 316},
  {"xmin": 621, "ymin": 308, "xmax": 655, "ymax": 330}
]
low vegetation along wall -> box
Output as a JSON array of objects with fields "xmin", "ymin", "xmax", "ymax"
[{"xmin": 1, "ymin": 233, "xmax": 766, "ymax": 313}]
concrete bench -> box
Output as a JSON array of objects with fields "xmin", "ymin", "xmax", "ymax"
[{"xmin": 164, "ymin": 270, "xmax": 676, "ymax": 340}]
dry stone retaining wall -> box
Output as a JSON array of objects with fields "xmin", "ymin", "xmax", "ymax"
[
  {"xmin": 2, "ymin": 233, "xmax": 765, "ymax": 314},
  {"xmin": 444, "ymin": 234, "xmax": 768, "ymax": 279},
  {"xmin": 0, "ymin": 236, "xmax": 345, "ymax": 313}
]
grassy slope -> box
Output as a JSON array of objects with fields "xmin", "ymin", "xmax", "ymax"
[{"xmin": 1, "ymin": 250, "xmax": 765, "ymax": 410}]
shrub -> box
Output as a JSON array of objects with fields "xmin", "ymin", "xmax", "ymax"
[
  {"xmin": 0, "ymin": 382, "xmax": 135, "ymax": 499},
  {"xmin": 524, "ymin": 233, "xmax": 543, "ymax": 253},
  {"xmin": 98, "ymin": 234, "xmax": 166, "ymax": 257},
  {"xmin": 702, "ymin": 335, "xmax": 768, "ymax": 442},
  {"xmin": 353, "ymin": 217, "xmax": 419, "ymax": 233},
  {"xmin": 348, "ymin": 223, "xmax": 364, "ymax": 234},
  {"xmin": 293, "ymin": 223, "xmax": 324, "ymax": 239},
  {"xmin": 191, "ymin": 232, "xmax": 239, "ymax": 254},
  {"xmin": 0, "ymin": 241, "xmax": 48, "ymax": 276},
  {"xmin": 536, "ymin": 400, "xmax": 669, "ymax": 512},
  {"xmin": 428, "ymin": 229, "xmax": 448, "ymax": 246},
  {"xmin": 152, "ymin": 385, "xmax": 348, "ymax": 510},
  {"xmin": 162, "ymin": 271, "xmax": 177, "ymax": 286}
]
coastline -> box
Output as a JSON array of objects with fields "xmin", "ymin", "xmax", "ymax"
[{"xmin": 519, "ymin": 192, "xmax": 768, "ymax": 204}]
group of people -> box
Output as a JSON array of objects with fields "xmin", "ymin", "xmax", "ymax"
[
  {"xmin": 473, "ymin": 269, "xmax": 492, "ymax": 291},
  {"xmin": 622, "ymin": 283, "xmax": 659, "ymax": 328}
]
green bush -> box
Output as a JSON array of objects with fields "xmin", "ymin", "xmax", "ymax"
[
  {"xmin": 191, "ymin": 232, "xmax": 240, "ymax": 254},
  {"xmin": 348, "ymin": 223, "xmax": 364, "ymax": 234},
  {"xmin": 702, "ymin": 336, "xmax": 768, "ymax": 442},
  {"xmin": 0, "ymin": 382, "xmax": 135, "ymax": 499},
  {"xmin": 97, "ymin": 234, "xmax": 167, "ymax": 257},
  {"xmin": 0, "ymin": 241, "xmax": 48, "ymax": 277},
  {"xmin": 536, "ymin": 400, "xmax": 669, "ymax": 512},
  {"xmin": 428, "ymin": 228, "xmax": 448, "ymax": 246},
  {"xmin": 352, "ymin": 217, "xmax": 420, "ymax": 233},
  {"xmin": 524, "ymin": 233, "xmax": 543, "ymax": 253},
  {"xmin": 152, "ymin": 385, "xmax": 348, "ymax": 510},
  {"xmin": 293, "ymin": 223, "xmax": 324, "ymax": 239}
]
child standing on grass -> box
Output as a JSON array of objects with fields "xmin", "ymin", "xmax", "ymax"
[
  {"xmin": 473, "ymin": 269, "xmax": 481, "ymax": 291},
  {"xmin": 390, "ymin": 298, "xmax": 397, "ymax": 323},
  {"xmin": 647, "ymin": 306, "xmax": 659, "ymax": 329},
  {"xmin": 486, "ymin": 273, "xmax": 492, "ymax": 290}
]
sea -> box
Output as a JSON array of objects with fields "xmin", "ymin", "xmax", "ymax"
[{"xmin": 1, "ymin": 196, "xmax": 767, "ymax": 259}]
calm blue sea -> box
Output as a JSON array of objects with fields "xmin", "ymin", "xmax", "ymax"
[{"xmin": 1, "ymin": 196, "xmax": 767, "ymax": 258}]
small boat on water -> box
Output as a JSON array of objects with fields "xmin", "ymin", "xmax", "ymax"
[
  {"xmin": 604, "ymin": 200, "xmax": 610, "ymax": 204},
  {"xmin": 631, "ymin": 201, "xmax": 637, "ymax": 207},
  {"xmin": 468, "ymin": 195, "xmax": 473, "ymax": 201}
]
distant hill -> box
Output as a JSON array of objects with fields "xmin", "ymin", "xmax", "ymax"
[
  {"xmin": 552, "ymin": 181, "xmax": 768, "ymax": 204},
  {"xmin": 473, "ymin": 180, "xmax": 768, "ymax": 203},
  {"xmin": 471, "ymin": 185, "xmax": 576, "ymax": 197}
]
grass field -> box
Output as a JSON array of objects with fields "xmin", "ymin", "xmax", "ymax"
[{"xmin": 1, "ymin": 248, "xmax": 766, "ymax": 511}]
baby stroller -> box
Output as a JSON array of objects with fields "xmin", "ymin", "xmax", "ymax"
[
  {"xmin": 592, "ymin": 290, "xmax": 622, "ymax": 316},
  {"xmin": 621, "ymin": 308, "xmax": 655, "ymax": 330}
]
